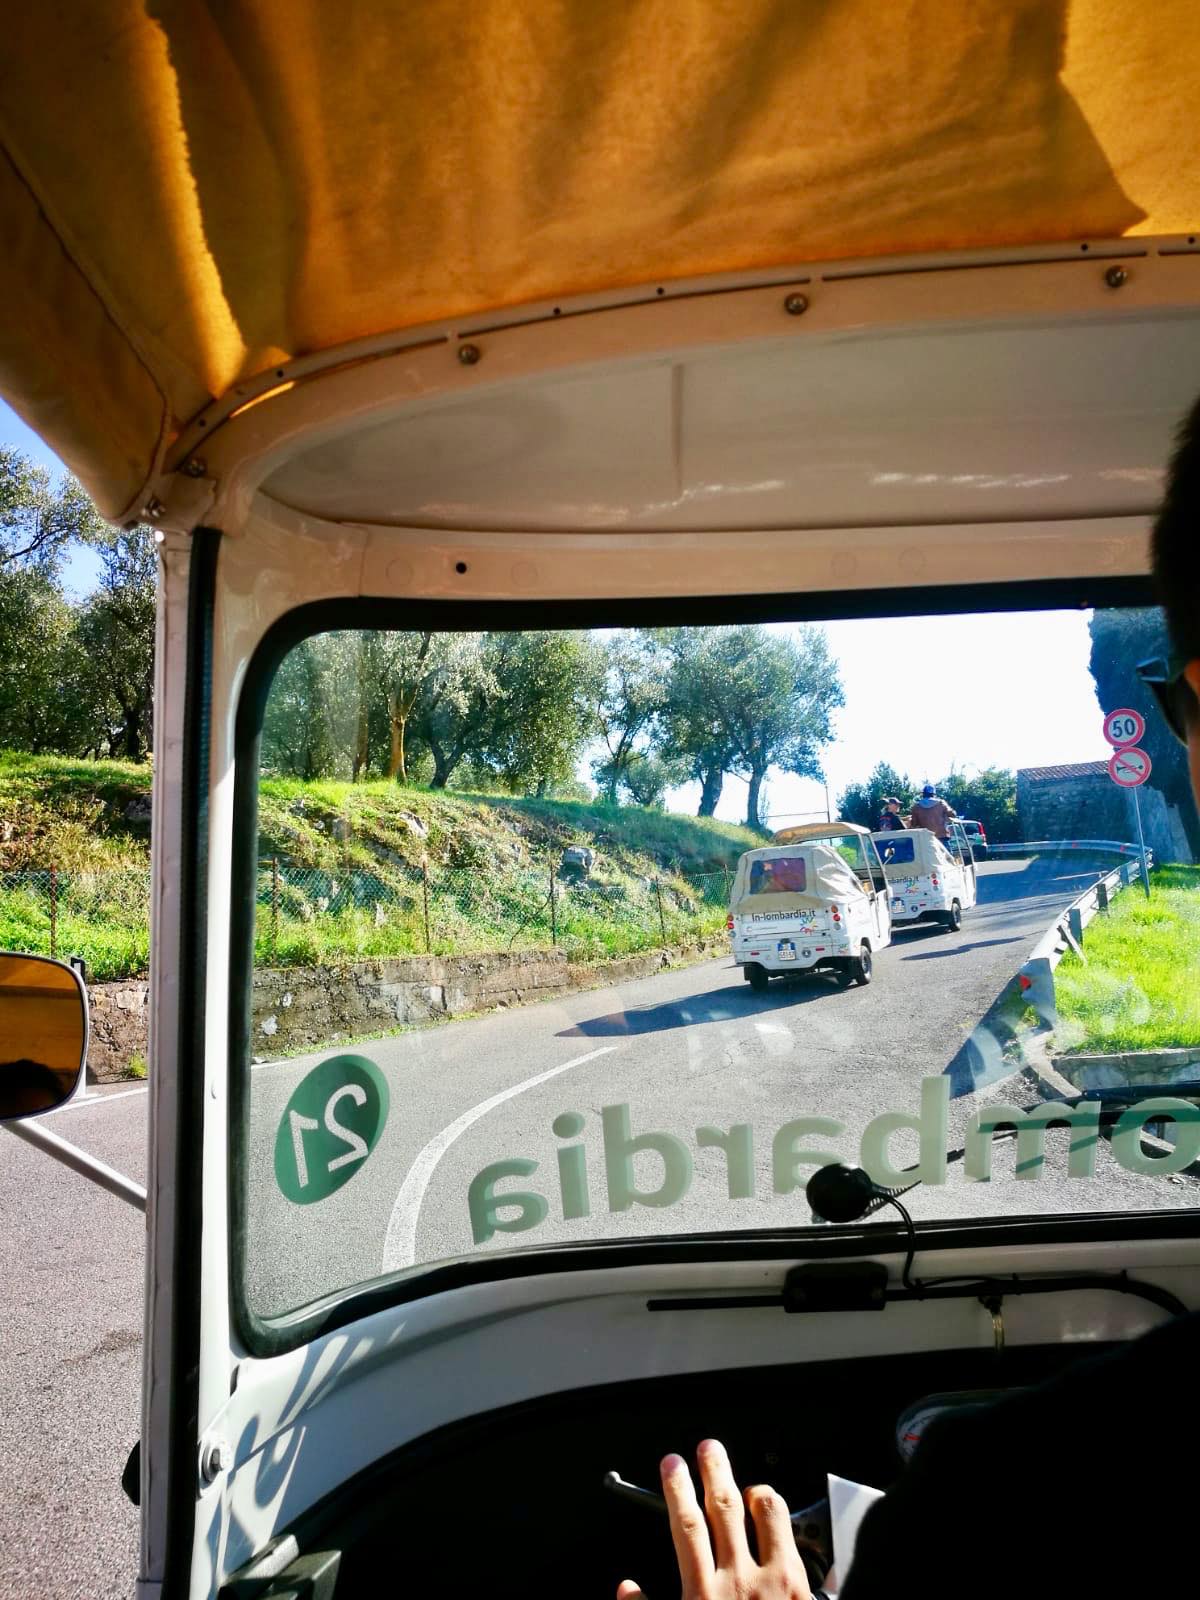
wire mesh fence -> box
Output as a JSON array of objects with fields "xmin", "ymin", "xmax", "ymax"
[
  {"xmin": 1, "ymin": 858, "xmax": 735, "ymax": 979},
  {"xmin": 0, "ymin": 866, "xmax": 151, "ymax": 979}
]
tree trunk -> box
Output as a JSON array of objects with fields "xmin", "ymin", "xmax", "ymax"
[
  {"xmin": 123, "ymin": 705, "xmax": 143, "ymax": 763},
  {"xmin": 388, "ymin": 711, "xmax": 407, "ymax": 782},
  {"xmin": 428, "ymin": 732, "xmax": 454, "ymax": 789},
  {"xmin": 353, "ymin": 704, "xmax": 369, "ymax": 781},
  {"xmin": 697, "ymin": 762, "xmax": 724, "ymax": 817},
  {"xmin": 745, "ymin": 766, "xmax": 766, "ymax": 830}
]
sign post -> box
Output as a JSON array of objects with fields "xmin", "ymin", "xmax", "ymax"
[{"xmin": 1103, "ymin": 708, "xmax": 1151, "ymax": 898}]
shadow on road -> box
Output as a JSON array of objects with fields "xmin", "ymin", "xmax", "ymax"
[
  {"xmin": 557, "ymin": 972, "xmax": 843, "ymax": 1037},
  {"xmin": 902, "ymin": 936, "xmax": 1024, "ymax": 961}
]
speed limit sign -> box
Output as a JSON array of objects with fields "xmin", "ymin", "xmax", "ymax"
[{"xmin": 1103, "ymin": 707, "xmax": 1145, "ymax": 748}]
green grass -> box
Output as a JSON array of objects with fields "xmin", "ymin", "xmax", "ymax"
[
  {"xmin": 1054, "ymin": 866, "xmax": 1200, "ymax": 1053},
  {"xmin": 3, "ymin": 757, "xmax": 752, "ymax": 979},
  {"xmin": 0, "ymin": 749, "xmax": 151, "ymax": 871}
]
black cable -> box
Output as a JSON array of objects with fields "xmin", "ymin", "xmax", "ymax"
[{"xmin": 881, "ymin": 1196, "xmax": 918, "ymax": 1290}]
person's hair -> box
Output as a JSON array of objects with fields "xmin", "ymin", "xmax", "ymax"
[{"xmin": 1152, "ymin": 394, "xmax": 1200, "ymax": 662}]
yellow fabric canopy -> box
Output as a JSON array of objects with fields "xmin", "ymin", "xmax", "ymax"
[{"xmin": 1, "ymin": 1, "xmax": 1198, "ymax": 519}]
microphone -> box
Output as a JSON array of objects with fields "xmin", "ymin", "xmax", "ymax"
[{"xmin": 806, "ymin": 1163, "xmax": 916, "ymax": 1223}]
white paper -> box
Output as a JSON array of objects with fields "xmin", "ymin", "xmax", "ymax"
[{"xmin": 826, "ymin": 1472, "xmax": 886, "ymax": 1591}]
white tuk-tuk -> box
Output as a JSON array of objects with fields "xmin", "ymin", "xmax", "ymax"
[
  {"xmin": 2, "ymin": 8, "xmax": 1200, "ymax": 1598},
  {"xmin": 871, "ymin": 826, "xmax": 978, "ymax": 932},
  {"xmin": 731, "ymin": 824, "xmax": 891, "ymax": 989}
]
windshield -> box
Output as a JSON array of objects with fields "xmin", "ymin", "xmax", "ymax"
[{"xmin": 241, "ymin": 606, "xmax": 1200, "ymax": 1322}]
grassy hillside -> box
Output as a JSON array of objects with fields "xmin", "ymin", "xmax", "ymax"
[{"xmin": 1, "ymin": 753, "xmax": 763, "ymax": 977}]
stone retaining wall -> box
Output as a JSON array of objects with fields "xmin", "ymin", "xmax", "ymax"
[
  {"xmin": 87, "ymin": 980, "xmax": 150, "ymax": 1081},
  {"xmin": 1052, "ymin": 1046, "xmax": 1200, "ymax": 1092},
  {"xmin": 85, "ymin": 935, "xmax": 725, "ymax": 1079}
]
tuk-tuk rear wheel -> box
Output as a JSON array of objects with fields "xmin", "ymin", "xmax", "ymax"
[
  {"xmin": 943, "ymin": 900, "xmax": 962, "ymax": 932},
  {"xmin": 746, "ymin": 963, "xmax": 770, "ymax": 992},
  {"xmin": 836, "ymin": 944, "xmax": 872, "ymax": 986}
]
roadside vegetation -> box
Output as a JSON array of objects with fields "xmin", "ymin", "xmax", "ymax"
[
  {"xmin": 1, "ymin": 753, "xmax": 762, "ymax": 979},
  {"xmin": 1054, "ymin": 865, "xmax": 1200, "ymax": 1053}
]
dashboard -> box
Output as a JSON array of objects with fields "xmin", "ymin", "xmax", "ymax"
[{"xmin": 220, "ymin": 1341, "xmax": 1109, "ymax": 1598}]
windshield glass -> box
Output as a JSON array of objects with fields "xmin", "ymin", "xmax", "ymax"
[{"xmin": 242, "ymin": 606, "xmax": 1200, "ymax": 1321}]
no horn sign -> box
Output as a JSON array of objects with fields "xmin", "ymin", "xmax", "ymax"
[{"xmin": 1109, "ymin": 746, "xmax": 1152, "ymax": 788}]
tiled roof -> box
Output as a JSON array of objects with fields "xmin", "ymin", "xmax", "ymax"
[{"xmin": 1018, "ymin": 761, "xmax": 1110, "ymax": 782}]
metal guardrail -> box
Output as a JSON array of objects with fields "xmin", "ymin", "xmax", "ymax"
[
  {"xmin": 988, "ymin": 839, "xmax": 1150, "ymax": 858},
  {"xmin": 1016, "ymin": 849, "xmax": 1154, "ymax": 1025}
]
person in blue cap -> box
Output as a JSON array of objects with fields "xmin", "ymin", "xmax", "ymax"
[{"xmin": 908, "ymin": 782, "xmax": 955, "ymax": 841}]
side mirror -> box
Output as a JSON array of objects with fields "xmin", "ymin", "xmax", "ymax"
[{"xmin": 0, "ymin": 952, "xmax": 88, "ymax": 1120}]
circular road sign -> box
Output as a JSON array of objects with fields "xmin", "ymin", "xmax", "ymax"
[
  {"xmin": 1109, "ymin": 746, "xmax": 1152, "ymax": 788},
  {"xmin": 1103, "ymin": 707, "xmax": 1146, "ymax": 748}
]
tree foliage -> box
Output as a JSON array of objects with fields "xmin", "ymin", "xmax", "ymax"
[
  {"xmin": 472, "ymin": 631, "xmax": 603, "ymax": 795},
  {"xmin": 935, "ymin": 767, "xmax": 1019, "ymax": 844},
  {"xmin": 698, "ymin": 625, "xmax": 844, "ymax": 828},
  {"xmin": 0, "ymin": 444, "xmax": 851, "ymax": 813},
  {"xmin": 837, "ymin": 761, "xmax": 914, "ymax": 829},
  {"xmin": 837, "ymin": 762, "xmax": 1019, "ymax": 843},
  {"xmin": 0, "ymin": 565, "xmax": 82, "ymax": 752},
  {"xmin": 0, "ymin": 448, "xmax": 105, "ymax": 572},
  {"xmin": 660, "ymin": 628, "xmax": 739, "ymax": 816},
  {"xmin": 590, "ymin": 631, "xmax": 671, "ymax": 804},
  {"xmin": 68, "ymin": 530, "xmax": 157, "ymax": 762}
]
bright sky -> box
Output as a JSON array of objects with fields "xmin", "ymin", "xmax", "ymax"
[
  {"xmin": 2, "ymin": 399, "xmax": 1111, "ymax": 805},
  {"xmin": 667, "ymin": 613, "xmax": 1111, "ymax": 826}
]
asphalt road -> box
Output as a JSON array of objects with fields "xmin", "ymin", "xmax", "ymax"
[
  {"xmin": 243, "ymin": 857, "xmax": 1200, "ymax": 1316},
  {"xmin": 1, "ymin": 1083, "xmax": 144, "ymax": 1600},
  {"xmin": 5, "ymin": 856, "xmax": 1196, "ymax": 1598}
]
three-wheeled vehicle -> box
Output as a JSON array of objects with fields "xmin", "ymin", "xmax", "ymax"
[
  {"xmin": 729, "ymin": 824, "xmax": 890, "ymax": 989},
  {"xmin": 871, "ymin": 826, "xmax": 978, "ymax": 933},
  {"xmin": 2, "ymin": 7, "xmax": 1200, "ymax": 1598}
]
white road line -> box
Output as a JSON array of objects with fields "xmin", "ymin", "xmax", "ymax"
[
  {"xmin": 48, "ymin": 1085, "xmax": 148, "ymax": 1113},
  {"xmin": 380, "ymin": 1044, "xmax": 618, "ymax": 1272}
]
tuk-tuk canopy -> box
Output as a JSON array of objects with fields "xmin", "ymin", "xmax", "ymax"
[
  {"xmin": 1, "ymin": 2, "xmax": 1198, "ymax": 520},
  {"xmin": 731, "ymin": 843, "xmax": 866, "ymax": 914},
  {"xmin": 772, "ymin": 821, "xmax": 871, "ymax": 846}
]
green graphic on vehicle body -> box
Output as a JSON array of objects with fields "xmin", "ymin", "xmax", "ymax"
[{"xmin": 274, "ymin": 1053, "xmax": 390, "ymax": 1205}]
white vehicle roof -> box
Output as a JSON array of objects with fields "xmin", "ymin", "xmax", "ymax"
[
  {"xmin": 731, "ymin": 842, "xmax": 867, "ymax": 911},
  {"xmin": 772, "ymin": 820, "xmax": 871, "ymax": 844}
]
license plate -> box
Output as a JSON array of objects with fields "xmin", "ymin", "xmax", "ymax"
[
  {"xmin": 777, "ymin": 940, "xmax": 797, "ymax": 961},
  {"xmin": 892, "ymin": 896, "xmax": 904, "ymax": 909}
]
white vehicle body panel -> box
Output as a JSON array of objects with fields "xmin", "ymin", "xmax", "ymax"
[{"xmin": 872, "ymin": 829, "xmax": 977, "ymax": 926}]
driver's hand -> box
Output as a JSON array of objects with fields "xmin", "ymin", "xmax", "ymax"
[{"xmin": 616, "ymin": 1439, "xmax": 812, "ymax": 1600}]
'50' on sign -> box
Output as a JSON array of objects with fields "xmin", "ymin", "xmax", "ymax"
[
  {"xmin": 274, "ymin": 1054, "xmax": 390, "ymax": 1205},
  {"xmin": 1103, "ymin": 707, "xmax": 1146, "ymax": 748}
]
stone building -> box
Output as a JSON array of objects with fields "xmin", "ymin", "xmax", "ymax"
[{"xmin": 1016, "ymin": 761, "xmax": 1193, "ymax": 861}]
